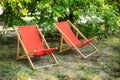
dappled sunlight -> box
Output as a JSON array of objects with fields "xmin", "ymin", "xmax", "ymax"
[
  {"xmin": 106, "ymin": 37, "xmax": 120, "ymax": 44},
  {"xmin": 0, "ymin": 35, "xmax": 120, "ymax": 79},
  {"xmin": 0, "ymin": 0, "xmax": 120, "ymax": 79}
]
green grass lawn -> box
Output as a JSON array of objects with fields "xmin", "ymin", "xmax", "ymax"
[{"xmin": 0, "ymin": 35, "xmax": 120, "ymax": 80}]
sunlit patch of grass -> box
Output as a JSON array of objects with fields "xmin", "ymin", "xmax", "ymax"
[
  {"xmin": 13, "ymin": 68, "xmax": 39, "ymax": 80},
  {"xmin": 14, "ymin": 70, "xmax": 37, "ymax": 80},
  {"xmin": 0, "ymin": 34, "xmax": 120, "ymax": 79},
  {"xmin": 0, "ymin": 61, "xmax": 20, "ymax": 80},
  {"xmin": 0, "ymin": 43, "xmax": 34, "ymax": 80},
  {"xmin": 46, "ymin": 76, "xmax": 58, "ymax": 80},
  {"xmin": 14, "ymin": 71, "xmax": 31, "ymax": 80},
  {"xmin": 110, "ymin": 51, "xmax": 120, "ymax": 78},
  {"xmin": 77, "ymin": 65, "xmax": 100, "ymax": 76},
  {"xmin": 106, "ymin": 37, "xmax": 120, "ymax": 44},
  {"xmin": 98, "ymin": 37, "xmax": 120, "ymax": 78},
  {"xmin": 0, "ymin": 44, "xmax": 19, "ymax": 79},
  {"xmin": 77, "ymin": 74, "xmax": 102, "ymax": 80}
]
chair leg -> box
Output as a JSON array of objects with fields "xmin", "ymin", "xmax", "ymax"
[
  {"xmin": 16, "ymin": 38, "xmax": 35, "ymax": 69},
  {"xmin": 84, "ymin": 50, "xmax": 98, "ymax": 58},
  {"xmin": 17, "ymin": 38, "xmax": 20, "ymax": 59},
  {"xmin": 51, "ymin": 54, "xmax": 58, "ymax": 64},
  {"xmin": 26, "ymin": 54, "xmax": 36, "ymax": 69},
  {"xmin": 75, "ymin": 48, "xmax": 86, "ymax": 58},
  {"xmin": 90, "ymin": 43, "xmax": 98, "ymax": 51},
  {"xmin": 76, "ymin": 30, "xmax": 78, "ymax": 38},
  {"xmin": 59, "ymin": 47, "xmax": 72, "ymax": 52},
  {"xmin": 59, "ymin": 34, "xmax": 63, "ymax": 52},
  {"xmin": 76, "ymin": 43, "xmax": 98, "ymax": 58},
  {"xmin": 29, "ymin": 54, "xmax": 58, "ymax": 69}
]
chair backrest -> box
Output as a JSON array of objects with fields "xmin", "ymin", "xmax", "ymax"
[
  {"xmin": 56, "ymin": 21, "xmax": 82, "ymax": 47},
  {"xmin": 18, "ymin": 25, "xmax": 44, "ymax": 52}
]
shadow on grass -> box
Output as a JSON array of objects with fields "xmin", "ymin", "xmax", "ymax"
[{"xmin": 0, "ymin": 35, "xmax": 120, "ymax": 80}]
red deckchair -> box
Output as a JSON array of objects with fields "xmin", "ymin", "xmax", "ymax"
[
  {"xmin": 54, "ymin": 20, "xmax": 98, "ymax": 58},
  {"xmin": 14, "ymin": 25, "xmax": 58, "ymax": 69}
]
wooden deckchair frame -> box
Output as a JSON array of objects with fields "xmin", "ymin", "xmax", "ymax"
[
  {"xmin": 54, "ymin": 20, "xmax": 98, "ymax": 58},
  {"xmin": 14, "ymin": 25, "xmax": 58, "ymax": 69}
]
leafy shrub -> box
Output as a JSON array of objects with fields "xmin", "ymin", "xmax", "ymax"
[{"xmin": 0, "ymin": 0, "xmax": 120, "ymax": 39}]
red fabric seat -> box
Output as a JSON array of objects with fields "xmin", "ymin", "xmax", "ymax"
[
  {"xmin": 54, "ymin": 20, "xmax": 98, "ymax": 59},
  {"xmin": 56, "ymin": 21, "xmax": 95, "ymax": 48},
  {"xmin": 31, "ymin": 48, "xmax": 56, "ymax": 56},
  {"xmin": 76, "ymin": 38, "xmax": 95, "ymax": 48},
  {"xmin": 18, "ymin": 25, "xmax": 56, "ymax": 57}
]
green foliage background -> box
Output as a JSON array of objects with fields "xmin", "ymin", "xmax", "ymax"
[{"xmin": 0, "ymin": 0, "xmax": 120, "ymax": 38}]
